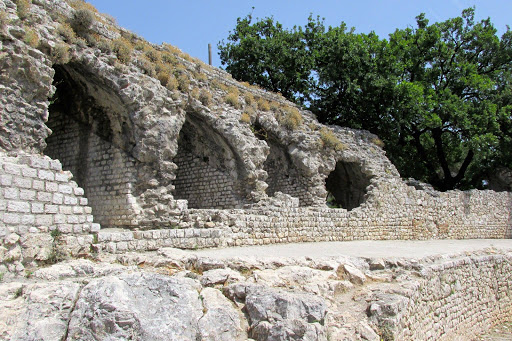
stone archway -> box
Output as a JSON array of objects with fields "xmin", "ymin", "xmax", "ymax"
[
  {"xmin": 44, "ymin": 63, "xmax": 140, "ymax": 228},
  {"xmin": 325, "ymin": 160, "xmax": 371, "ymax": 210},
  {"xmin": 262, "ymin": 128, "xmax": 314, "ymax": 206},
  {"xmin": 172, "ymin": 112, "xmax": 247, "ymax": 209}
]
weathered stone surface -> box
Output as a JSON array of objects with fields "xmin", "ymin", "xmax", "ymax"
[
  {"xmin": 337, "ymin": 263, "xmax": 367, "ymax": 285},
  {"xmin": 0, "ymin": 281, "xmax": 80, "ymax": 341},
  {"xmin": 67, "ymin": 272, "xmax": 203, "ymax": 341},
  {"xmin": 198, "ymin": 287, "xmax": 247, "ymax": 341},
  {"xmin": 201, "ymin": 268, "xmax": 245, "ymax": 287},
  {"xmin": 244, "ymin": 285, "xmax": 327, "ymax": 341}
]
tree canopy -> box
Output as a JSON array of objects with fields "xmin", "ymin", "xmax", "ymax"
[{"xmin": 218, "ymin": 8, "xmax": 512, "ymax": 191}]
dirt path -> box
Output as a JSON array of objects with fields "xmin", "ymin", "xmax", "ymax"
[{"xmin": 189, "ymin": 239, "xmax": 512, "ymax": 260}]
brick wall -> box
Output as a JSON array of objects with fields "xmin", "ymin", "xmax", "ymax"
[
  {"xmin": 370, "ymin": 253, "xmax": 512, "ymax": 340},
  {"xmin": 0, "ymin": 152, "xmax": 98, "ymax": 269},
  {"xmin": 44, "ymin": 111, "xmax": 140, "ymax": 227}
]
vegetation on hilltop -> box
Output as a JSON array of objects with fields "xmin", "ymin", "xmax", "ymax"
[{"xmin": 219, "ymin": 8, "xmax": 512, "ymax": 191}]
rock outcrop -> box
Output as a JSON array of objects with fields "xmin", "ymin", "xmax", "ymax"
[{"xmin": 1, "ymin": 249, "xmax": 511, "ymax": 340}]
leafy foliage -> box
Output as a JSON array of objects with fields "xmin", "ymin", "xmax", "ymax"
[{"xmin": 219, "ymin": 8, "xmax": 512, "ymax": 190}]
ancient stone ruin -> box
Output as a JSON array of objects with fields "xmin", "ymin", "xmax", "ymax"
[{"xmin": 0, "ymin": 0, "xmax": 511, "ymax": 340}]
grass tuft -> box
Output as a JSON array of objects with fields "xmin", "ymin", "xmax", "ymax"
[
  {"xmin": 256, "ymin": 98, "xmax": 270, "ymax": 111},
  {"xmin": 112, "ymin": 38, "xmax": 133, "ymax": 64},
  {"xmin": 51, "ymin": 43, "xmax": 71, "ymax": 64},
  {"xmin": 199, "ymin": 90, "xmax": 212, "ymax": 106},
  {"xmin": 320, "ymin": 128, "xmax": 346, "ymax": 151},
  {"xmin": 23, "ymin": 27, "xmax": 39, "ymax": 47},
  {"xmin": 15, "ymin": 0, "xmax": 31, "ymax": 20}
]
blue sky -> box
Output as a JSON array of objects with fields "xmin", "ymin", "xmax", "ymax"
[{"xmin": 87, "ymin": 0, "xmax": 511, "ymax": 67}]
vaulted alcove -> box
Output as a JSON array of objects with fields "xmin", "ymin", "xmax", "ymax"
[
  {"xmin": 172, "ymin": 112, "xmax": 247, "ymax": 209},
  {"xmin": 44, "ymin": 63, "xmax": 139, "ymax": 227},
  {"xmin": 325, "ymin": 161, "xmax": 371, "ymax": 210}
]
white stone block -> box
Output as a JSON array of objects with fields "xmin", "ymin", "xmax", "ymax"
[
  {"xmin": 4, "ymin": 187, "xmax": 19, "ymax": 199},
  {"xmin": 7, "ymin": 201, "xmax": 31, "ymax": 213},
  {"xmin": 32, "ymin": 180, "xmax": 44, "ymax": 191},
  {"xmin": 14, "ymin": 177, "xmax": 32, "ymax": 188},
  {"xmin": 64, "ymin": 196, "xmax": 78, "ymax": 205},
  {"xmin": 21, "ymin": 214, "xmax": 35, "ymax": 225},
  {"xmin": 58, "ymin": 184, "xmax": 73, "ymax": 194},
  {"xmin": 44, "ymin": 204, "xmax": 59, "ymax": 214},
  {"xmin": 3, "ymin": 213, "xmax": 21, "ymax": 225},
  {"xmin": 52, "ymin": 193, "xmax": 64, "ymax": 204},
  {"xmin": 0, "ymin": 175, "xmax": 13, "ymax": 186},
  {"xmin": 38, "ymin": 169, "xmax": 55, "ymax": 181},
  {"xmin": 49, "ymin": 159, "xmax": 62, "ymax": 171},
  {"xmin": 37, "ymin": 191, "xmax": 52, "ymax": 202},
  {"xmin": 35, "ymin": 215, "xmax": 53, "ymax": 226},
  {"xmin": 30, "ymin": 156, "xmax": 50, "ymax": 169},
  {"xmin": 21, "ymin": 167, "xmax": 37, "ymax": 178},
  {"xmin": 4, "ymin": 164, "xmax": 21, "ymax": 175},
  {"xmin": 54, "ymin": 214, "xmax": 67, "ymax": 224},
  {"xmin": 19, "ymin": 189, "xmax": 36, "ymax": 201},
  {"xmin": 73, "ymin": 187, "xmax": 85, "ymax": 196},
  {"xmin": 31, "ymin": 203, "xmax": 44, "ymax": 214},
  {"xmin": 45, "ymin": 182, "xmax": 59, "ymax": 192},
  {"xmin": 55, "ymin": 172, "xmax": 69, "ymax": 182}
]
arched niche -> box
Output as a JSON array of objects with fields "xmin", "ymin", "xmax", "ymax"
[
  {"xmin": 253, "ymin": 122, "xmax": 314, "ymax": 206},
  {"xmin": 44, "ymin": 63, "xmax": 139, "ymax": 228},
  {"xmin": 172, "ymin": 112, "xmax": 247, "ymax": 209},
  {"xmin": 325, "ymin": 160, "xmax": 371, "ymax": 210}
]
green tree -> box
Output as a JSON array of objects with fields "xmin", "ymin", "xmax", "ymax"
[
  {"xmin": 219, "ymin": 9, "xmax": 512, "ymax": 191},
  {"xmin": 218, "ymin": 14, "xmax": 315, "ymax": 104},
  {"xmin": 383, "ymin": 9, "xmax": 512, "ymax": 190}
]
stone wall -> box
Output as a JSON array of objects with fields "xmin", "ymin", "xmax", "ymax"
[
  {"xmin": 172, "ymin": 115, "xmax": 245, "ymax": 209},
  {"xmin": 45, "ymin": 111, "xmax": 141, "ymax": 228},
  {"xmin": 0, "ymin": 151, "xmax": 98, "ymax": 272},
  {"xmin": 95, "ymin": 185, "xmax": 512, "ymax": 253},
  {"xmin": 0, "ymin": 0, "xmax": 510, "ymax": 264},
  {"xmin": 369, "ymin": 253, "xmax": 512, "ymax": 340}
]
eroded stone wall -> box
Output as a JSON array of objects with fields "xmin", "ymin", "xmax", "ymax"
[
  {"xmin": 94, "ymin": 186, "xmax": 512, "ymax": 253},
  {"xmin": 45, "ymin": 110, "xmax": 140, "ymax": 228},
  {"xmin": 369, "ymin": 253, "xmax": 512, "ymax": 340},
  {"xmin": 264, "ymin": 134, "xmax": 317, "ymax": 206},
  {"xmin": 0, "ymin": 152, "xmax": 98, "ymax": 272},
  {"xmin": 172, "ymin": 116, "xmax": 245, "ymax": 209}
]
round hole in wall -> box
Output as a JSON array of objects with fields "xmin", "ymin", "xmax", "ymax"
[{"xmin": 325, "ymin": 160, "xmax": 371, "ymax": 210}]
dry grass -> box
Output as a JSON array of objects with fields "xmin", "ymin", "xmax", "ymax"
[
  {"xmin": 240, "ymin": 112, "xmax": 251, "ymax": 124},
  {"xmin": 112, "ymin": 38, "xmax": 133, "ymax": 64},
  {"xmin": 70, "ymin": 8, "xmax": 95, "ymax": 37},
  {"xmin": 57, "ymin": 23, "xmax": 76, "ymax": 43},
  {"xmin": 320, "ymin": 128, "xmax": 346, "ymax": 151},
  {"xmin": 166, "ymin": 75, "xmax": 179, "ymax": 91},
  {"xmin": 193, "ymin": 70, "xmax": 208, "ymax": 82},
  {"xmin": 244, "ymin": 92, "xmax": 255, "ymax": 106},
  {"xmin": 51, "ymin": 43, "xmax": 71, "ymax": 64},
  {"xmin": 161, "ymin": 51, "xmax": 177, "ymax": 65},
  {"xmin": 23, "ymin": 27, "xmax": 39, "ymax": 47},
  {"xmin": 199, "ymin": 90, "xmax": 212, "ymax": 106},
  {"xmin": 279, "ymin": 106, "xmax": 303, "ymax": 130},
  {"xmin": 145, "ymin": 48, "xmax": 160, "ymax": 63},
  {"xmin": 67, "ymin": 0, "xmax": 99, "ymax": 13},
  {"xmin": 224, "ymin": 88, "xmax": 241, "ymax": 108},
  {"xmin": 177, "ymin": 74, "xmax": 190, "ymax": 91},
  {"xmin": 372, "ymin": 138, "xmax": 385, "ymax": 148},
  {"xmin": 190, "ymin": 87, "xmax": 200, "ymax": 99},
  {"xmin": 0, "ymin": 12, "xmax": 8, "ymax": 32},
  {"xmin": 256, "ymin": 98, "xmax": 270, "ymax": 111},
  {"xmin": 15, "ymin": 0, "xmax": 31, "ymax": 20}
]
